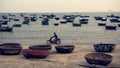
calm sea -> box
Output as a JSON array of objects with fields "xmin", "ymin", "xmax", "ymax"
[{"xmin": 0, "ymin": 12, "xmax": 120, "ymax": 45}]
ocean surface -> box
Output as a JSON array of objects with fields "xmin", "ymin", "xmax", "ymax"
[{"xmin": 0, "ymin": 12, "xmax": 120, "ymax": 45}]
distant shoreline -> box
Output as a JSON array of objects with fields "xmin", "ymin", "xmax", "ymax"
[{"xmin": 0, "ymin": 12, "xmax": 120, "ymax": 14}]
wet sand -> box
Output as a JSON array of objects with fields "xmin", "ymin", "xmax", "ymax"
[{"xmin": 0, "ymin": 44, "xmax": 120, "ymax": 68}]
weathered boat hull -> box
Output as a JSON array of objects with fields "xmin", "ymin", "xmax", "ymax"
[
  {"xmin": 22, "ymin": 49, "xmax": 50, "ymax": 59},
  {"xmin": 94, "ymin": 43, "xmax": 116, "ymax": 52},
  {"xmin": 55, "ymin": 45, "xmax": 75, "ymax": 53},
  {"xmin": 85, "ymin": 53, "xmax": 113, "ymax": 66},
  {"xmin": 0, "ymin": 43, "xmax": 22, "ymax": 55},
  {"xmin": 29, "ymin": 45, "xmax": 51, "ymax": 50}
]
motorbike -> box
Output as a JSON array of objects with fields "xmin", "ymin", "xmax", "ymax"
[{"xmin": 46, "ymin": 37, "xmax": 61, "ymax": 45}]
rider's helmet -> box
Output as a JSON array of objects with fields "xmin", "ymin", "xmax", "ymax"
[{"xmin": 54, "ymin": 32, "xmax": 56, "ymax": 34}]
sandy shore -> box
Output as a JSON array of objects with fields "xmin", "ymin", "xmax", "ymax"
[{"xmin": 0, "ymin": 44, "xmax": 120, "ymax": 68}]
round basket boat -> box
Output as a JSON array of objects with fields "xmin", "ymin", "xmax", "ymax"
[
  {"xmin": 85, "ymin": 53, "xmax": 113, "ymax": 66},
  {"xmin": 0, "ymin": 43, "xmax": 22, "ymax": 55},
  {"xmin": 22, "ymin": 49, "xmax": 50, "ymax": 59},
  {"xmin": 55, "ymin": 45, "xmax": 75, "ymax": 53},
  {"xmin": 29, "ymin": 45, "xmax": 51, "ymax": 50},
  {"xmin": 94, "ymin": 43, "xmax": 116, "ymax": 52}
]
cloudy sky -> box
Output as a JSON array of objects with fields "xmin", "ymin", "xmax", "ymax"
[{"xmin": 0, "ymin": 0, "xmax": 120, "ymax": 12}]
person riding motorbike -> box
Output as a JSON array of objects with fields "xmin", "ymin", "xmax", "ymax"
[
  {"xmin": 50, "ymin": 32, "xmax": 58, "ymax": 42},
  {"xmin": 46, "ymin": 32, "xmax": 61, "ymax": 45}
]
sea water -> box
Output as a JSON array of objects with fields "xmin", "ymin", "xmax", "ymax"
[{"xmin": 0, "ymin": 12, "xmax": 120, "ymax": 45}]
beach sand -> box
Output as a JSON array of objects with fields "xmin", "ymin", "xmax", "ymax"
[{"xmin": 0, "ymin": 44, "xmax": 120, "ymax": 68}]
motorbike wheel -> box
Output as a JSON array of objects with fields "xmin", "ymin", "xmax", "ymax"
[
  {"xmin": 46, "ymin": 40, "xmax": 51, "ymax": 45},
  {"xmin": 56, "ymin": 40, "xmax": 61, "ymax": 45}
]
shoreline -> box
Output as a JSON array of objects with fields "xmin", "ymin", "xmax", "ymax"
[
  {"xmin": 1, "ymin": 42, "xmax": 120, "ymax": 46},
  {"xmin": 0, "ymin": 44, "xmax": 120, "ymax": 68}
]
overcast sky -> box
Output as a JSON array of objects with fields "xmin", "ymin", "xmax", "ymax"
[{"xmin": 0, "ymin": 0, "xmax": 120, "ymax": 13}]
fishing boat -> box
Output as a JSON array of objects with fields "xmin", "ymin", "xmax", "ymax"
[
  {"xmin": 54, "ymin": 23, "xmax": 59, "ymax": 26},
  {"xmin": 72, "ymin": 22, "xmax": 81, "ymax": 27},
  {"xmin": 98, "ymin": 22, "xmax": 106, "ymax": 26},
  {"xmin": 22, "ymin": 17, "xmax": 30, "ymax": 24},
  {"xmin": 55, "ymin": 45, "xmax": 75, "ymax": 53},
  {"xmin": 94, "ymin": 43, "xmax": 116, "ymax": 52},
  {"xmin": 60, "ymin": 19, "xmax": 67, "ymax": 24},
  {"xmin": 110, "ymin": 18, "xmax": 120, "ymax": 22},
  {"xmin": 30, "ymin": 16, "xmax": 37, "ymax": 21},
  {"xmin": 29, "ymin": 45, "xmax": 51, "ymax": 50},
  {"xmin": 22, "ymin": 49, "xmax": 50, "ymax": 59},
  {"xmin": 55, "ymin": 17, "xmax": 60, "ymax": 20},
  {"xmin": 85, "ymin": 53, "xmax": 113, "ymax": 66},
  {"xmin": 0, "ymin": 27, "xmax": 13, "ymax": 32},
  {"xmin": 105, "ymin": 25, "xmax": 117, "ymax": 30},
  {"xmin": 2, "ymin": 20, "xmax": 8, "ymax": 25},
  {"xmin": 0, "ymin": 43, "xmax": 22, "ymax": 55},
  {"xmin": 13, "ymin": 24, "xmax": 22, "ymax": 27},
  {"xmin": 41, "ymin": 17, "xmax": 49, "ymax": 25}
]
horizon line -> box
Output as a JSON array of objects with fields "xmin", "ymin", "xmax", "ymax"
[{"xmin": 0, "ymin": 11, "xmax": 120, "ymax": 13}]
